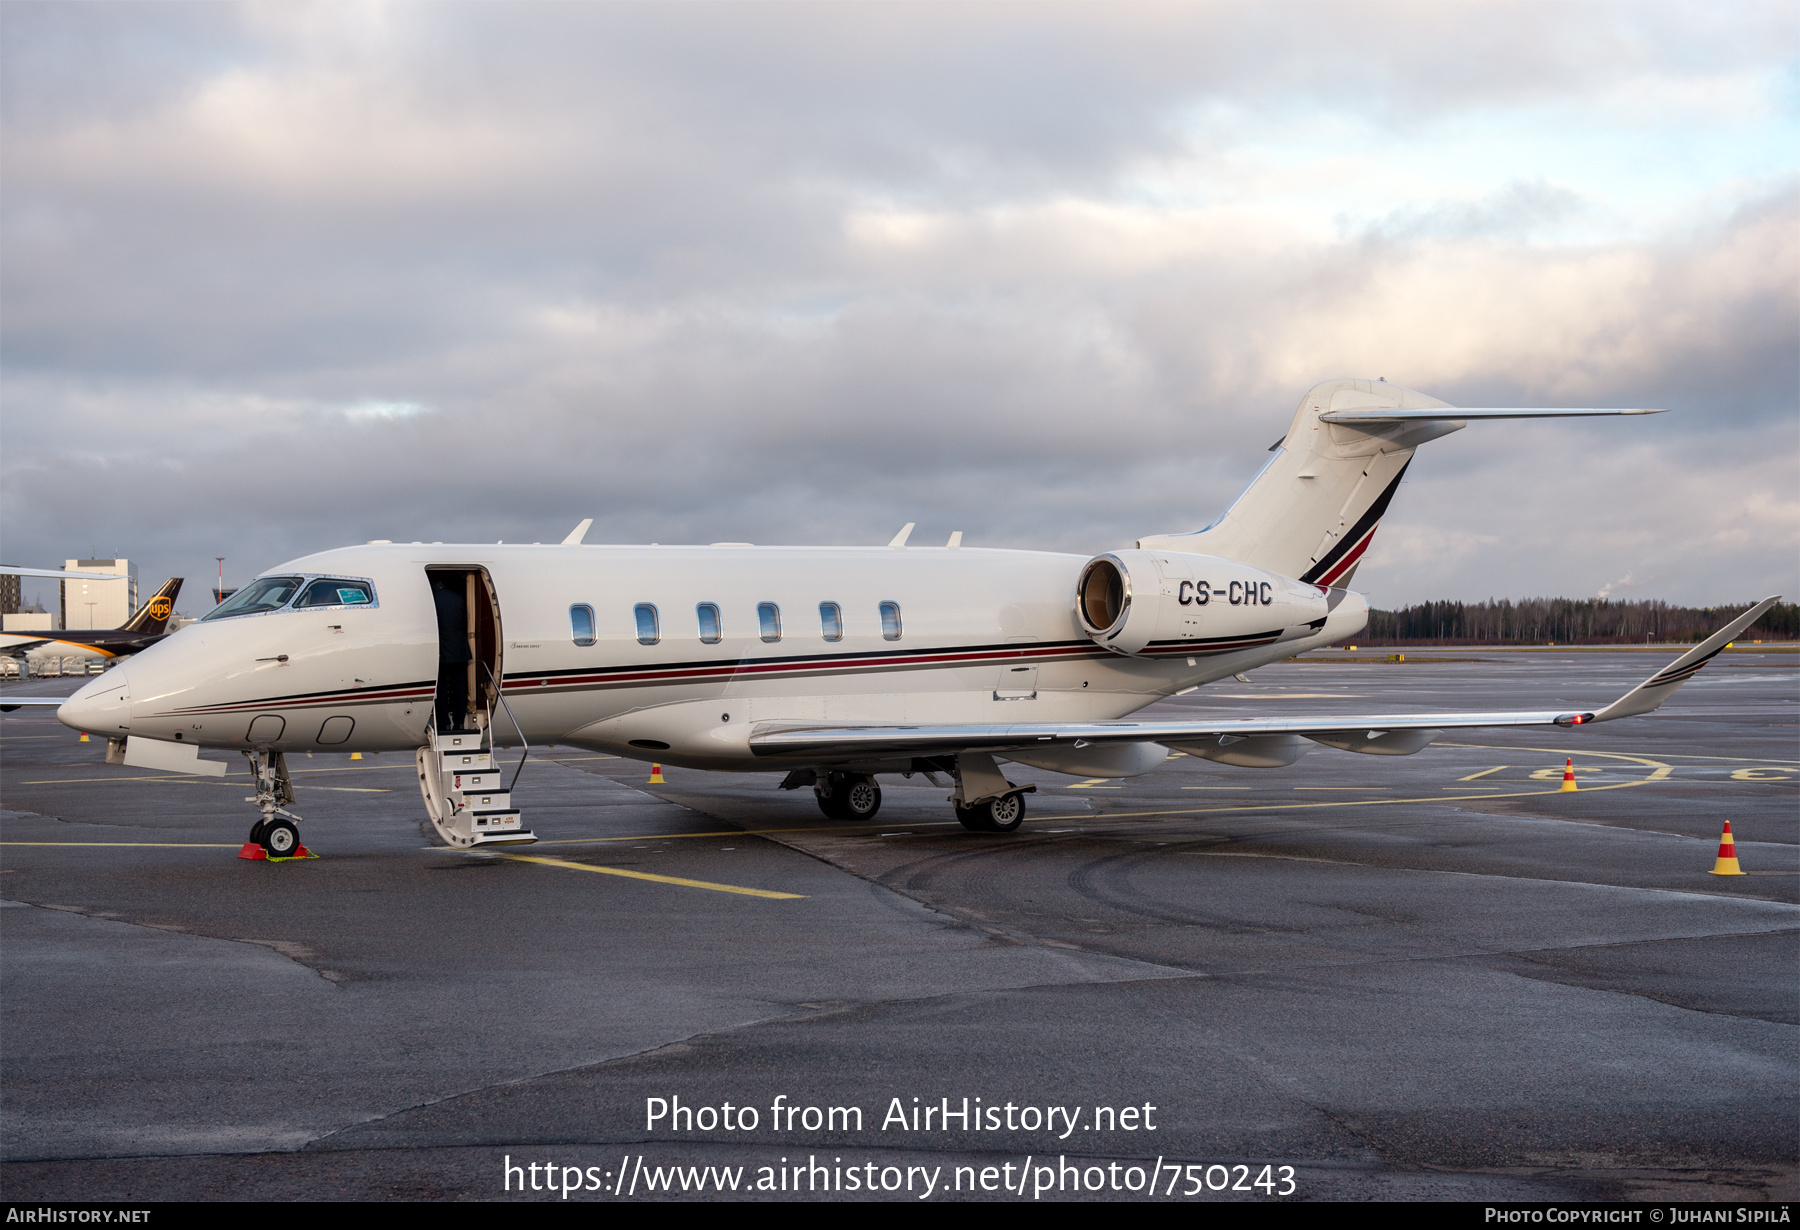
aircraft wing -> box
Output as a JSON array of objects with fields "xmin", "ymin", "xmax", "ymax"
[
  {"xmin": 0, "ymin": 565, "xmax": 129, "ymax": 580},
  {"xmin": 1, "ymin": 639, "xmax": 54, "ymax": 657},
  {"xmin": 750, "ymin": 596, "xmax": 1778, "ymax": 762},
  {"xmin": 0, "ymin": 696, "xmax": 75, "ymax": 712}
]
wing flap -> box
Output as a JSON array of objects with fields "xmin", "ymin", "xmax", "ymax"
[{"xmin": 749, "ymin": 708, "xmax": 1570, "ymax": 761}]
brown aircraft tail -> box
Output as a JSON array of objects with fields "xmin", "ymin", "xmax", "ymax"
[{"xmin": 121, "ymin": 578, "xmax": 182, "ymax": 634}]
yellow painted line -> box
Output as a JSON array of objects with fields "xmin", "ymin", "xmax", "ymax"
[
  {"xmin": 1459, "ymin": 766, "xmax": 1507, "ymax": 781},
  {"xmin": 1066, "ymin": 779, "xmax": 1121, "ymax": 789},
  {"xmin": 494, "ymin": 852, "xmax": 804, "ymax": 899}
]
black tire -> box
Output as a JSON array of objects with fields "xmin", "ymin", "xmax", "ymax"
[
  {"xmin": 842, "ymin": 776, "xmax": 881, "ymax": 821},
  {"xmin": 262, "ymin": 819, "xmax": 301, "ymax": 858},
  {"xmin": 954, "ymin": 802, "xmax": 986, "ymax": 831},
  {"xmin": 247, "ymin": 819, "xmax": 271, "ymax": 847},
  {"xmin": 984, "ymin": 792, "xmax": 1026, "ymax": 833},
  {"xmin": 815, "ymin": 775, "xmax": 850, "ymax": 820}
]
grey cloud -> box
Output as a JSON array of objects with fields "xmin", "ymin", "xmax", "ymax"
[{"xmin": 3, "ymin": 3, "xmax": 1795, "ymax": 612}]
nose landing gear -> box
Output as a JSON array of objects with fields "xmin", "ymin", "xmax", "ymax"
[{"xmin": 237, "ymin": 748, "xmax": 315, "ymax": 861}]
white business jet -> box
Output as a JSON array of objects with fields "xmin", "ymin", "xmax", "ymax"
[{"xmin": 36, "ymin": 378, "xmax": 1777, "ymax": 859}]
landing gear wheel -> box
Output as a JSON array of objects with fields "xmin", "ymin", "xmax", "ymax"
[
  {"xmin": 815, "ymin": 773, "xmax": 851, "ymax": 820},
  {"xmin": 247, "ymin": 819, "xmax": 271, "ymax": 847},
  {"xmin": 954, "ymin": 802, "xmax": 986, "ymax": 831},
  {"xmin": 984, "ymin": 792, "xmax": 1026, "ymax": 832},
  {"xmin": 262, "ymin": 819, "xmax": 300, "ymax": 858},
  {"xmin": 841, "ymin": 776, "xmax": 881, "ymax": 821}
]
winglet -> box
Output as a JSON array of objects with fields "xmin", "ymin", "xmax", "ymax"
[
  {"xmin": 888, "ymin": 523, "xmax": 915, "ymax": 548},
  {"xmin": 561, "ymin": 519, "xmax": 593, "ymax": 546},
  {"xmin": 1592, "ymin": 596, "xmax": 1782, "ymax": 723}
]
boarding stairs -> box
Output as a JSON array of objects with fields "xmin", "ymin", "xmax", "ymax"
[{"xmin": 416, "ymin": 708, "xmax": 538, "ymax": 849}]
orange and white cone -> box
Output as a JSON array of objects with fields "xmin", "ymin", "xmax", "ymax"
[
  {"xmin": 1710, "ymin": 821, "xmax": 1745, "ymax": 876},
  {"xmin": 648, "ymin": 763, "xmax": 666, "ymax": 784},
  {"xmin": 1560, "ymin": 758, "xmax": 1578, "ymax": 792}
]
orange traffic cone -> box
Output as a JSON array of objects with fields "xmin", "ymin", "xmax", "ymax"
[
  {"xmin": 1560, "ymin": 758, "xmax": 1578, "ymax": 792},
  {"xmin": 648, "ymin": 763, "xmax": 666, "ymax": 784},
  {"xmin": 1710, "ymin": 821, "xmax": 1745, "ymax": 876}
]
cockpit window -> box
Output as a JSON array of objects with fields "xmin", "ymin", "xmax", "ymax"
[
  {"xmin": 202, "ymin": 576, "xmax": 304, "ymax": 620},
  {"xmin": 294, "ymin": 578, "xmax": 376, "ymax": 608}
]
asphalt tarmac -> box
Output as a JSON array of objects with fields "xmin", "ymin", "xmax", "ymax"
[{"xmin": 2, "ymin": 649, "xmax": 1795, "ymax": 1202}]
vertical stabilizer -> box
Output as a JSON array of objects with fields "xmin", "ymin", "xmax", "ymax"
[
  {"xmin": 1137, "ymin": 381, "xmax": 1665, "ymax": 584},
  {"xmin": 121, "ymin": 578, "xmax": 183, "ymax": 635},
  {"xmin": 1138, "ymin": 380, "xmax": 1460, "ymax": 584}
]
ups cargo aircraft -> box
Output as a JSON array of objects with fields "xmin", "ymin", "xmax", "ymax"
[
  {"xmin": 0, "ymin": 579, "xmax": 183, "ymax": 664},
  {"xmin": 28, "ymin": 378, "xmax": 1778, "ymax": 860}
]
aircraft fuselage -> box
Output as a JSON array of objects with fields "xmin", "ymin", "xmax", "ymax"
[{"xmin": 58, "ymin": 542, "xmax": 1366, "ymax": 769}]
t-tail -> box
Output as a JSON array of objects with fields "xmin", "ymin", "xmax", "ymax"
[
  {"xmin": 1136, "ymin": 378, "xmax": 1667, "ymax": 586},
  {"xmin": 121, "ymin": 578, "xmax": 183, "ymax": 635}
]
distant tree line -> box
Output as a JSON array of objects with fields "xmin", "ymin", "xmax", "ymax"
[{"xmin": 1350, "ymin": 598, "xmax": 1798, "ymax": 645}]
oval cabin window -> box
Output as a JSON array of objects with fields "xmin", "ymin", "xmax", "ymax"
[
  {"xmin": 634, "ymin": 604, "xmax": 660, "ymax": 646},
  {"xmin": 570, "ymin": 604, "xmax": 596, "ymax": 647}
]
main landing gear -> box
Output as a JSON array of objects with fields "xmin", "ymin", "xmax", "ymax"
[
  {"xmin": 949, "ymin": 751, "xmax": 1033, "ymax": 833},
  {"xmin": 954, "ymin": 791, "xmax": 1026, "ymax": 833},
  {"xmin": 238, "ymin": 748, "xmax": 314, "ymax": 861},
  {"xmin": 815, "ymin": 771, "xmax": 882, "ymax": 821},
  {"xmin": 792, "ymin": 755, "xmax": 1034, "ymax": 833}
]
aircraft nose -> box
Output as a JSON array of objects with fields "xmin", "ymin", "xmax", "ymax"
[{"xmin": 58, "ymin": 669, "xmax": 132, "ymax": 737}]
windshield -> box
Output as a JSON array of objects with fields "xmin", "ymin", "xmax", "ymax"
[{"xmin": 202, "ymin": 576, "xmax": 303, "ymax": 620}]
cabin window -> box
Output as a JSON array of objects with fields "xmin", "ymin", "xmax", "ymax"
[
  {"xmin": 697, "ymin": 603, "xmax": 722, "ymax": 644},
  {"xmin": 879, "ymin": 601, "xmax": 902, "ymax": 641},
  {"xmin": 294, "ymin": 578, "xmax": 375, "ymax": 608},
  {"xmin": 819, "ymin": 602, "xmax": 843, "ymax": 642},
  {"xmin": 757, "ymin": 602, "xmax": 782, "ymax": 643},
  {"xmin": 634, "ymin": 603, "xmax": 660, "ymax": 645},
  {"xmin": 570, "ymin": 604, "xmax": 596, "ymax": 647},
  {"xmin": 201, "ymin": 576, "xmax": 303, "ymax": 620}
]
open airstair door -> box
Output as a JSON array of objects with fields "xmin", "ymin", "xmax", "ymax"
[
  {"xmin": 417, "ymin": 566, "xmax": 534, "ymax": 848},
  {"xmin": 425, "ymin": 565, "xmax": 504, "ymax": 728}
]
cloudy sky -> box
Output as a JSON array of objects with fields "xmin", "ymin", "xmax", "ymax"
[{"xmin": 3, "ymin": 1, "xmax": 1795, "ymax": 617}]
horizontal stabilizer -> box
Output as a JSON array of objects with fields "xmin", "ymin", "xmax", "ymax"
[{"xmin": 1319, "ymin": 407, "xmax": 1668, "ymax": 423}]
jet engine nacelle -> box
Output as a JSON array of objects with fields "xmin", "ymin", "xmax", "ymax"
[{"xmin": 1075, "ymin": 550, "xmax": 1329, "ymax": 657}]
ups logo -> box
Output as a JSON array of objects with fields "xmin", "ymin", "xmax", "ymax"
[{"xmin": 148, "ymin": 597, "xmax": 173, "ymax": 620}]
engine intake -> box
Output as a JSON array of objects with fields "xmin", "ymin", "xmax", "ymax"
[{"xmin": 1076, "ymin": 550, "xmax": 1329, "ymax": 657}]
